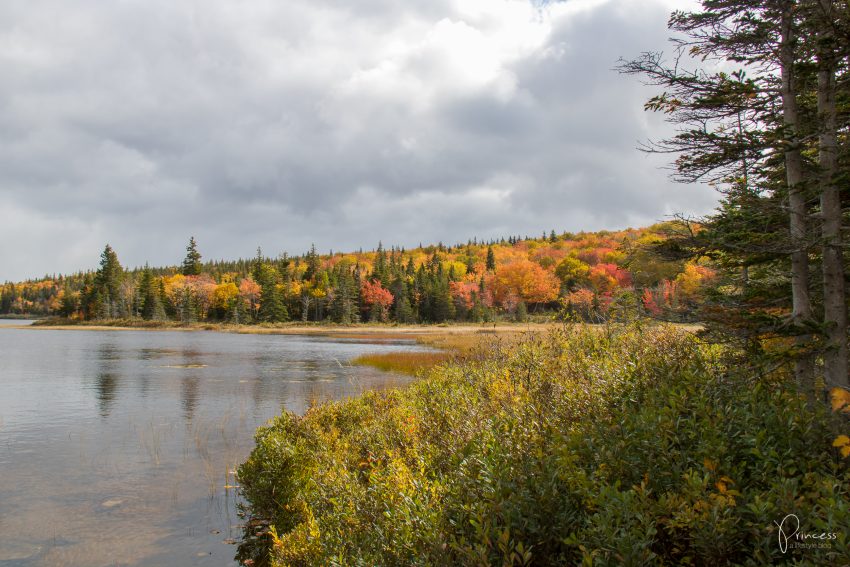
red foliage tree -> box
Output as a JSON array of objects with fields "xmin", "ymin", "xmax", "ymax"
[{"xmin": 361, "ymin": 279, "xmax": 394, "ymax": 322}]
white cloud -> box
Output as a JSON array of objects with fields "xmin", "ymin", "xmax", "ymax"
[{"xmin": 0, "ymin": 0, "xmax": 716, "ymax": 280}]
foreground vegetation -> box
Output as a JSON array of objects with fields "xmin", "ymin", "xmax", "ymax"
[{"xmin": 237, "ymin": 324, "xmax": 849, "ymax": 566}]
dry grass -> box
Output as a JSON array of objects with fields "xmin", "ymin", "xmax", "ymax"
[
  {"xmin": 351, "ymin": 328, "xmax": 545, "ymax": 375},
  {"xmin": 351, "ymin": 351, "xmax": 453, "ymax": 375},
  {"xmin": 415, "ymin": 330, "xmax": 532, "ymax": 354}
]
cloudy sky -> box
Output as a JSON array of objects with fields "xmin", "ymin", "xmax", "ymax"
[{"xmin": 0, "ymin": 0, "xmax": 715, "ymax": 281}]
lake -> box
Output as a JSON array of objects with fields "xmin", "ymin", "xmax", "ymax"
[{"xmin": 0, "ymin": 323, "xmax": 425, "ymax": 566}]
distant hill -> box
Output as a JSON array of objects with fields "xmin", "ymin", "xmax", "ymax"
[{"xmin": 0, "ymin": 223, "xmax": 712, "ymax": 323}]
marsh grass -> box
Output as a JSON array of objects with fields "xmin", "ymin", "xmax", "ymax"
[{"xmin": 351, "ymin": 351, "xmax": 451, "ymax": 375}]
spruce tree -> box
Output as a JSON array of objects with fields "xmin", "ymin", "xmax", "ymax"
[
  {"xmin": 331, "ymin": 267, "xmax": 358, "ymax": 324},
  {"xmin": 182, "ymin": 237, "xmax": 203, "ymax": 276},
  {"xmin": 257, "ymin": 263, "xmax": 288, "ymax": 323},
  {"xmin": 91, "ymin": 244, "xmax": 123, "ymax": 319},
  {"xmin": 138, "ymin": 264, "xmax": 164, "ymax": 320}
]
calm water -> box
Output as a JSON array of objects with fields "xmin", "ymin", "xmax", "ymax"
[{"xmin": 0, "ymin": 324, "xmax": 424, "ymax": 566}]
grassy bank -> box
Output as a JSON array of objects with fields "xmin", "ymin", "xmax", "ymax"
[
  {"xmin": 28, "ymin": 317, "xmax": 554, "ymax": 336},
  {"xmin": 351, "ymin": 329, "xmax": 532, "ymax": 375},
  {"xmin": 352, "ymin": 351, "xmax": 453, "ymax": 375},
  {"xmin": 238, "ymin": 323, "xmax": 849, "ymax": 566}
]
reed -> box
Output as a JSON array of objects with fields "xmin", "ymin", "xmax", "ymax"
[{"xmin": 351, "ymin": 351, "xmax": 451, "ymax": 375}]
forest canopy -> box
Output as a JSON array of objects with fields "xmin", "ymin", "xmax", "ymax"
[{"xmin": 0, "ymin": 226, "xmax": 713, "ymax": 325}]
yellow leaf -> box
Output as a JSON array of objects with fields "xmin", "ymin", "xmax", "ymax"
[
  {"xmin": 842, "ymin": 446, "xmax": 850, "ymax": 458},
  {"xmin": 704, "ymin": 458, "xmax": 716, "ymax": 472},
  {"xmin": 830, "ymin": 388, "xmax": 850, "ymax": 413},
  {"xmin": 832, "ymin": 435, "xmax": 850, "ymax": 448}
]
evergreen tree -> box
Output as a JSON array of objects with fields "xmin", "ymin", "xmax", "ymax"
[
  {"xmin": 330, "ymin": 266, "xmax": 358, "ymax": 324},
  {"xmin": 465, "ymin": 251, "xmax": 476, "ymax": 275},
  {"xmin": 486, "ymin": 246, "xmax": 496, "ymax": 271},
  {"xmin": 256, "ymin": 264, "xmax": 288, "ymax": 323},
  {"xmin": 621, "ymin": 0, "xmax": 850, "ymax": 392},
  {"xmin": 374, "ymin": 242, "xmax": 388, "ymax": 285},
  {"xmin": 182, "ymin": 236, "xmax": 202, "ymax": 276},
  {"xmin": 59, "ymin": 283, "xmax": 79, "ymax": 318},
  {"xmin": 303, "ymin": 244, "xmax": 320, "ymax": 282},
  {"xmin": 515, "ymin": 301, "xmax": 528, "ymax": 323},
  {"xmin": 88, "ymin": 244, "xmax": 123, "ymax": 319},
  {"xmin": 392, "ymin": 278, "xmax": 415, "ymax": 323},
  {"xmin": 138, "ymin": 264, "xmax": 164, "ymax": 320}
]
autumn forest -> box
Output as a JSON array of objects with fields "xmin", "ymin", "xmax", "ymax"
[{"xmin": 0, "ymin": 226, "xmax": 714, "ymax": 325}]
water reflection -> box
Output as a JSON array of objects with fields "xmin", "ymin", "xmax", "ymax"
[
  {"xmin": 181, "ymin": 374, "xmax": 200, "ymax": 422},
  {"xmin": 95, "ymin": 372, "xmax": 118, "ymax": 418},
  {"xmin": 95, "ymin": 343, "xmax": 120, "ymax": 417},
  {"xmin": 0, "ymin": 327, "xmax": 428, "ymax": 567}
]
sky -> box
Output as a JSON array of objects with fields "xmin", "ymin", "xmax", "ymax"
[{"xmin": 0, "ymin": 0, "xmax": 716, "ymax": 281}]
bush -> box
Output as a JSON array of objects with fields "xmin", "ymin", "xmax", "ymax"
[{"xmin": 238, "ymin": 324, "xmax": 849, "ymax": 566}]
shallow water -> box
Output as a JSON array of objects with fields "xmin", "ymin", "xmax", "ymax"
[{"xmin": 0, "ymin": 326, "xmax": 425, "ymax": 566}]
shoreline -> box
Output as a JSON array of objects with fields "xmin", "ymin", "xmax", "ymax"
[{"xmin": 4, "ymin": 320, "xmax": 558, "ymax": 339}]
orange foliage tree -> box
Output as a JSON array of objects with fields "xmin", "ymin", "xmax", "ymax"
[
  {"xmin": 487, "ymin": 260, "xmax": 559, "ymax": 308},
  {"xmin": 239, "ymin": 278, "xmax": 261, "ymax": 320}
]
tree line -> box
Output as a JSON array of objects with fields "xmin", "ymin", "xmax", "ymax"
[{"xmin": 0, "ymin": 227, "xmax": 714, "ymax": 325}]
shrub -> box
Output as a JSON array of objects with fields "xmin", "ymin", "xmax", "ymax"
[{"xmin": 238, "ymin": 324, "xmax": 849, "ymax": 566}]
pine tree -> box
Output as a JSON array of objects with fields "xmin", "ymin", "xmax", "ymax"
[{"xmin": 486, "ymin": 246, "xmax": 496, "ymax": 272}]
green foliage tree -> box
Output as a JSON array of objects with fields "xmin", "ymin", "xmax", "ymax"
[
  {"xmin": 59, "ymin": 283, "xmax": 79, "ymax": 318},
  {"xmin": 554, "ymin": 256, "xmax": 591, "ymax": 292},
  {"xmin": 85, "ymin": 244, "xmax": 124, "ymax": 319},
  {"xmin": 138, "ymin": 264, "xmax": 165, "ymax": 320},
  {"xmin": 330, "ymin": 264, "xmax": 359, "ymax": 324},
  {"xmin": 486, "ymin": 245, "xmax": 496, "ymax": 272},
  {"xmin": 182, "ymin": 236, "xmax": 203, "ymax": 276},
  {"xmin": 256, "ymin": 263, "xmax": 288, "ymax": 323}
]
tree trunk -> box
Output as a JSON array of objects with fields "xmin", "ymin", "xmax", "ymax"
[
  {"xmin": 816, "ymin": 0, "xmax": 849, "ymax": 388},
  {"xmin": 780, "ymin": 1, "xmax": 815, "ymax": 391}
]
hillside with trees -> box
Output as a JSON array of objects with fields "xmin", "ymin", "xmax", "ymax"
[{"xmin": 0, "ymin": 225, "xmax": 715, "ymax": 325}]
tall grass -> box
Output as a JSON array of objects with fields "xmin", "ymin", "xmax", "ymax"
[
  {"xmin": 238, "ymin": 324, "xmax": 850, "ymax": 566},
  {"xmin": 351, "ymin": 351, "xmax": 451, "ymax": 375}
]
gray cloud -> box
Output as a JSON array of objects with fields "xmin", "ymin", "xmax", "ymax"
[{"xmin": 0, "ymin": 0, "xmax": 715, "ymax": 281}]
